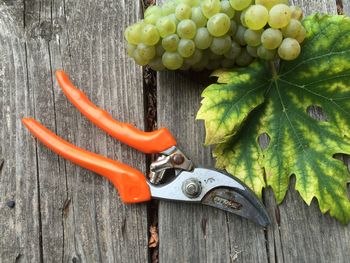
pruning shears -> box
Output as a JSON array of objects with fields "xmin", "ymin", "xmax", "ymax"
[{"xmin": 22, "ymin": 71, "xmax": 270, "ymax": 226}]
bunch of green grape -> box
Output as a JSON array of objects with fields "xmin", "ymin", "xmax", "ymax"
[{"xmin": 124, "ymin": 0, "xmax": 306, "ymax": 71}]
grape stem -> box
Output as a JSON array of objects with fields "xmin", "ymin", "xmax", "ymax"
[{"xmin": 270, "ymin": 60, "xmax": 278, "ymax": 79}]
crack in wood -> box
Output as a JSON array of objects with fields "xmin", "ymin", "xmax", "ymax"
[
  {"xmin": 337, "ymin": 0, "xmax": 344, "ymax": 14},
  {"xmin": 143, "ymin": 64, "xmax": 159, "ymax": 263},
  {"xmin": 0, "ymin": 159, "xmax": 4, "ymax": 173},
  {"xmin": 1, "ymin": 0, "xmax": 350, "ymax": 262}
]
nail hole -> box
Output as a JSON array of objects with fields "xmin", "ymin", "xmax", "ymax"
[
  {"xmin": 258, "ymin": 133, "xmax": 270, "ymax": 150},
  {"xmin": 307, "ymin": 105, "xmax": 328, "ymax": 121},
  {"xmin": 6, "ymin": 200, "xmax": 15, "ymax": 208}
]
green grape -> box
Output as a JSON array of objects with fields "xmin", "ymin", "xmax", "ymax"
[
  {"xmin": 246, "ymin": 45, "xmax": 258, "ymax": 57},
  {"xmin": 268, "ymin": 4, "xmax": 291, "ymax": 29},
  {"xmin": 144, "ymin": 6, "xmax": 162, "ymax": 25},
  {"xmin": 162, "ymin": 1, "xmax": 177, "ymax": 16},
  {"xmin": 167, "ymin": 14, "xmax": 179, "ymax": 26},
  {"xmin": 162, "ymin": 34, "xmax": 180, "ymax": 52},
  {"xmin": 236, "ymin": 48, "xmax": 253, "ymax": 66},
  {"xmin": 141, "ymin": 24, "xmax": 160, "ymax": 46},
  {"xmin": 257, "ymin": 45, "xmax": 276, "ymax": 60},
  {"xmin": 155, "ymin": 42, "xmax": 165, "ymax": 56},
  {"xmin": 240, "ymin": 9, "xmax": 248, "ymax": 27},
  {"xmin": 207, "ymin": 13, "xmax": 231, "ymax": 37},
  {"xmin": 255, "ymin": 0, "xmax": 288, "ymax": 10},
  {"xmin": 185, "ymin": 49, "xmax": 203, "ymax": 65},
  {"xmin": 229, "ymin": 0, "xmax": 252, "ymax": 11},
  {"xmin": 295, "ymin": 26, "xmax": 306, "ymax": 43},
  {"xmin": 210, "ymin": 35, "xmax": 232, "ymax": 55},
  {"xmin": 194, "ymin": 27, "xmax": 213, "ymax": 49},
  {"xmin": 127, "ymin": 43, "xmax": 136, "ymax": 57},
  {"xmin": 224, "ymin": 41, "xmax": 241, "ymax": 59},
  {"xmin": 149, "ymin": 57, "xmax": 165, "ymax": 71},
  {"xmin": 221, "ymin": 0, "xmax": 236, "ymax": 18},
  {"xmin": 281, "ymin": 19, "xmax": 302, "ymax": 38},
  {"xmin": 124, "ymin": 22, "xmax": 143, "ymax": 45},
  {"xmin": 162, "ymin": 52, "xmax": 184, "ymax": 70},
  {"xmin": 221, "ymin": 58, "xmax": 236, "ymax": 68},
  {"xmin": 245, "ymin": 5, "xmax": 268, "ymax": 30},
  {"xmin": 244, "ymin": 29, "xmax": 262, "ymax": 47},
  {"xmin": 278, "ymin": 38, "xmax": 301, "ymax": 61},
  {"xmin": 261, "ymin": 28, "xmax": 283, "ymax": 50},
  {"xmin": 290, "ymin": 6, "xmax": 303, "ymax": 20},
  {"xmin": 206, "ymin": 59, "xmax": 221, "ymax": 70},
  {"xmin": 177, "ymin": 19, "xmax": 197, "ymax": 39},
  {"xmin": 228, "ymin": 20, "xmax": 238, "ymax": 36},
  {"xmin": 178, "ymin": 39, "xmax": 196, "ymax": 57},
  {"xmin": 179, "ymin": 0, "xmax": 200, "ymax": 7},
  {"xmin": 136, "ymin": 43, "xmax": 156, "ymax": 60},
  {"xmin": 201, "ymin": 0, "xmax": 221, "ymax": 18},
  {"xmin": 156, "ymin": 16, "xmax": 176, "ymax": 38},
  {"xmin": 144, "ymin": 5, "xmax": 160, "ymax": 16},
  {"xmin": 175, "ymin": 3, "xmax": 192, "ymax": 20},
  {"xmin": 133, "ymin": 49, "xmax": 149, "ymax": 66},
  {"xmin": 191, "ymin": 7, "xmax": 207, "ymax": 27},
  {"xmin": 233, "ymin": 25, "xmax": 247, "ymax": 46}
]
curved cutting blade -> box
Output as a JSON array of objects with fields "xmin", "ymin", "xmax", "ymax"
[
  {"xmin": 149, "ymin": 168, "xmax": 270, "ymax": 226},
  {"xmin": 201, "ymin": 186, "xmax": 270, "ymax": 227}
]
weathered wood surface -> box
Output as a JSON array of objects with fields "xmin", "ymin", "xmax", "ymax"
[
  {"xmin": 0, "ymin": 0, "xmax": 349, "ymax": 263},
  {"xmin": 343, "ymin": 0, "xmax": 350, "ymax": 15},
  {"xmin": 0, "ymin": 0, "xmax": 148, "ymax": 262},
  {"xmin": 264, "ymin": 2, "xmax": 350, "ymax": 263},
  {"xmin": 157, "ymin": 1, "xmax": 350, "ymax": 263}
]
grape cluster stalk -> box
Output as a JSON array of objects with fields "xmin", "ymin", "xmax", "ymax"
[{"xmin": 125, "ymin": 0, "xmax": 306, "ymax": 71}]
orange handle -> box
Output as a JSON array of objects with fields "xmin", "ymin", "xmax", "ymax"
[
  {"xmin": 22, "ymin": 118, "xmax": 151, "ymax": 203},
  {"xmin": 56, "ymin": 70, "xmax": 177, "ymax": 154}
]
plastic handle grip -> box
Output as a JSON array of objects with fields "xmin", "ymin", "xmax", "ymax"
[
  {"xmin": 56, "ymin": 70, "xmax": 177, "ymax": 154},
  {"xmin": 22, "ymin": 118, "xmax": 151, "ymax": 204}
]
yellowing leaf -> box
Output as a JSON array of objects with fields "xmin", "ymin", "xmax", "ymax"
[
  {"xmin": 197, "ymin": 62, "xmax": 270, "ymax": 144},
  {"xmin": 197, "ymin": 15, "xmax": 350, "ymax": 224},
  {"xmin": 213, "ymin": 108, "xmax": 266, "ymax": 198}
]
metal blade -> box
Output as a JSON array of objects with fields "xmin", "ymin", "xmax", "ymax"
[
  {"xmin": 148, "ymin": 167, "xmax": 270, "ymax": 226},
  {"xmin": 201, "ymin": 187, "xmax": 270, "ymax": 227}
]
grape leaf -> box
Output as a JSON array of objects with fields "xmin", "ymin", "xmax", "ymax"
[
  {"xmin": 197, "ymin": 14, "xmax": 350, "ymax": 224},
  {"xmin": 197, "ymin": 62, "xmax": 270, "ymax": 144}
]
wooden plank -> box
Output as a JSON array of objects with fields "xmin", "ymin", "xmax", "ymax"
[
  {"xmin": 157, "ymin": 71, "xmax": 268, "ymax": 263},
  {"xmin": 1, "ymin": 0, "xmax": 149, "ymax": 262},
  {"xmin": 265, "ymin": 1, "xmax": 350, "ymax": 263},
  {"xmin": 290, "ymin": 0, "xmax": 338, "ymax": 14},
  {"xmin": 57, "ymin": 1, "xmax": 148, "ymax": 261},
  {"xmin": 156, "ymin": 2, "xmax": 268, "ymax": 263},
  {"xmin": 343, "ymin": 0, "xmax": 350, "ymax": 15},
  {"xmin": 0, "ymin": 1, "xmax": 42, "ymax": 262}
]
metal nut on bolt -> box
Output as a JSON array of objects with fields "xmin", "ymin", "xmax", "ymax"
[{"xmin": 182, "ymin": 178, "xmax": 202, "ymax": 198}]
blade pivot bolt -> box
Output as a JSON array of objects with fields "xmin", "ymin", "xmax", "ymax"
[
  {"xmin": 182, "ymin": 178, "xmax": 202, "ymax": 198},
  {"xmin": 172, "ymin": 153, "xmax": 185, "ymax": 165}
]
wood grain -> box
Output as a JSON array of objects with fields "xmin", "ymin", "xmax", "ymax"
[
  {"xmin": 264, "ymin": 2, "xmax": 350, "ymax": 263},
  {"xmin": 157, "ymin": 71, "xmax": 268, "ymax": 263},
  {"xmin": 156, "ymin": 1, "xmax": 350, "ymax": 263},
  {"xmin": 0, "ymin": 0, "xmax": 148, "ymax": 262},
  {"xmin": 156, "ymin": 2, "xmax": 267, "ymax": 263},
  {"xmin": 1, "ymin": 0, "xmax": 350, "ymax": 262},
  {"xmin": 342, "ymin": 0, "xmax": 350, "ymax": 15},
  {"xmin": 0, "ymin": 1, "xmax": 41, "ymax": 262}
]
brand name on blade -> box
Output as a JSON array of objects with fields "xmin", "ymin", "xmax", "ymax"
[{"xmin": 213, "ymin": 196, "xmax": 242, "ymax": 210}]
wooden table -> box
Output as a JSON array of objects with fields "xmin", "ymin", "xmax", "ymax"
[{"xmin": 0, "ymin": 0, "xmax": 349, "ymax": 262}]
